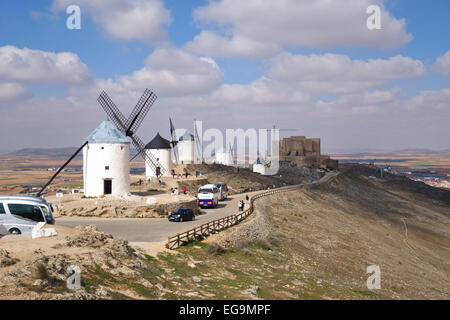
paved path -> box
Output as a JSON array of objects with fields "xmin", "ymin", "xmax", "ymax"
[
  {"xmin": 56, "ymin": 172, "xmax": 339, "ymax": 243},
  {"xmin": 56, "ymin": 190, "xmax": 261, "ymax": 243}
]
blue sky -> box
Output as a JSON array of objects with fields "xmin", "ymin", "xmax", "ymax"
[{"xmin": 0, "ymin": 0, "xmax": 449, "ymax": 152}]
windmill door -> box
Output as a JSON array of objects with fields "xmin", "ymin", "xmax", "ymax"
[{"xmin": 104, "ymin": 179, "xmax": 112, "ymax": 195}]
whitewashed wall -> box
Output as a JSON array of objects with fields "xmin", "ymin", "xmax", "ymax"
[
  {"xmin": 145, "ymin": 148, "xmax": 172, "ymax": 177},
  {"xmin": 83, "ymin": 143, "xmax": 130, "ymax": 197}
]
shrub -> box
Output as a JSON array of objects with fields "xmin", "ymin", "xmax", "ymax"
[
  {"xmin": 34, "ymin": 263, "xmax": 49, "ymax": 280},
  {"xmin": 207, "ymin": 242, "xmax": 226, "ymax": 256}
]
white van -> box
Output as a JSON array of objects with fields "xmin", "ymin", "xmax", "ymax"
[
  {"xmin": 0, "ymin": 196, "xmax": 55, "ymax": 235},
  {"xmin": 214, "ymin": 182, "xmax": 229, "ymax": 201},
  {"xmin": 197, "ymin": 184, "xmax": 219, "ymax": 208}
]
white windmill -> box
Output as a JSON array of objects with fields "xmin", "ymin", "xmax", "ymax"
[{"xmin": 83, "ymin": 119, "xmax": 131, "ymax": 197}]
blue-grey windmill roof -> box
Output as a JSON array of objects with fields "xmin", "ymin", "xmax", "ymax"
[
  {"xmin": 145, "ymin": 133, "xmax": 172, "ymax": 149},
  {"xmin": 179, "ymin": 131, "xmax": 195, "ymax": 141},
  {"xmin": 86, "ymin": 119, "xmax": 130, "ymax": 144}
]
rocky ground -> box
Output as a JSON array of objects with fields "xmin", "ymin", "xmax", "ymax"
[{"xmin": 181, "ymin": 163, "xmax": 323, "ymax": 195}]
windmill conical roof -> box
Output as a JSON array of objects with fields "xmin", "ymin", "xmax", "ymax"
[
  {"xmin": 145, "ymin": 133, "xmax": 171, "ymax": 149},
  {"xmin": 86, "ymin": 119, "xmax": 130, "ymax": 144}
]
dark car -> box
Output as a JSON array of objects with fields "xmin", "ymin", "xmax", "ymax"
[{"xmin": 168, "ymin": 208, "xmax": 195, "ymax": 222}]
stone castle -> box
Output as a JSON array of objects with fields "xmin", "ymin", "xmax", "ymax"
[{"xmin": 279, "ymin": 136, "xmax": 338, "ymax": 169}]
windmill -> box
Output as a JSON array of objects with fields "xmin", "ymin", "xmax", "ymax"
[
  {"xmin": 169, "ymin": 117, "xmax": 180, "ymax": 164},
  {"xmin": 37, "ymin": 88, "xmax": 162, "ymax": 196},
  {"xmin": 97, "ymin": 89, "xmax": 166, "ymax": 177}
]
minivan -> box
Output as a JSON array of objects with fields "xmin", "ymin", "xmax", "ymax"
[
  {"xmin": 197, "ymin": 184, "xmax": 219, "ymax": 208},
  {"xmin": 214, "ymin": 182, "xmax": 229, "ymax": 201},
  {"xmin": 168, "ymin": 208, "xmax": 195, "ymax": 222},
  {"xmin": 0, "ymin": 196, "xmax": 55, "ymax": 235}
]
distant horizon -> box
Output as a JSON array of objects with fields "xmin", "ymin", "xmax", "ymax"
[{"xmin": 2, "ymin": 145, "xmax": 449, "ymax": 157}]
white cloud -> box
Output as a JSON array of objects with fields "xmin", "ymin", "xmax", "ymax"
[
  {"xmin": 188, "ymin": 0, "xmax": 412, "ymax": 58},
  {"xmin": 0, "ymin": 45, "xmax": 89, "ymax": 84},
  {"xmin": 316, "ymin": 89, "xmax": 400, "ymax": 115},
  {"xmin": 94, "ymin": 47, "xmax": 224, "ymax": 98},
  {"xmin": 268, "ymin": 53, "xmax": 425, "ymax": 94},
  {"xmin": 52, "ymin": 0, "xmax": 171, "ymax": 43},
  {"xmin": 185, "ymin": 31, "xmax": 280, "ymax": 59},
  {"xmin": 433, "ymin": 51, "xmax": 450, "ymax": 76},
  {"xmin": 405, "ymin": 88, "xmax": 450, "ymax": 110},
  {"xmin": 0, "ymin": 82, "xmax": 30, "ymax": 102}
]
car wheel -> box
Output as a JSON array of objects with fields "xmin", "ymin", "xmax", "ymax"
[
  {"xmin": 191, "ymin": 216, "xmax": 195, "ymax": 221},
  {"xmin": 180, "ymin": 217, "xmax": 184, "ymax": 222},
  {"xmin": 9, "ymin": 228, "xmax": 21, "ymax": 235}
]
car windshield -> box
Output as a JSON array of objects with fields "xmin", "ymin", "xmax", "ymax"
[
  {"xmin": 40, "ymin": 205, "xmax": 51, "ymax": 218},
  {"xmin": 198, "ymin": 188, "xmax": 213, "ymax": 194}
]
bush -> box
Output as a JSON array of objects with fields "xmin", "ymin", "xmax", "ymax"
[
  {"xmin": 207, "ymin": 242, "xmax": 226, "ymax": 256},
  {"xmin": 34, "ymin": 263, "xmax": 49, "ymax": 280}
]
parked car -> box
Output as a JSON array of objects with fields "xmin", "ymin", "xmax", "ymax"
[
  {"xmin": 168, "ymin": 208, "xmax": 195, "ymax": 222},
  {"xmin": 0, "ymin": 196, "xmax": 55, "ymax": 235},
  {"xmin": 197, "ymin": 184, "xmax": 219, "ymax": 208}
]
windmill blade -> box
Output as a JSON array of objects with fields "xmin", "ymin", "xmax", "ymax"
[
  {"xmin": 98, "ymin": 90, "xmax": 165, "ymax": 175},
  {"xmin": 129, "ymin": 134, "xmax": 166, "ymax": 176},
  {"xmin": 97, "ymin": 91, "xmax": 128, "ymax": 132},
  {"xmin": 37, "ymin": 141, "xmax": 88, "ymax": 197},
  {"xmin": 194, "ymin": 121, "xmax": 203, "ymax": 162},
  {"xmin": 169, "ymin": 118, "xmax": 179, "ymax": 164},
  {"xmin": 126, "ymin": 89, "xmax": 157, "ymax": 136}
]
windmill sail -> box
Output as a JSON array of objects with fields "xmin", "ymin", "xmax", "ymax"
[
  {"xmin": 169, "ymin": 118, "xmax": 179, "ymax": 164},
  {"xmin": 97, "ymin": 89, "xmax": 166, "ymax": 175},
  {"xmin": 37, "ymin": 141, "xmax": 88, "ymax": 196},
  {"xmin": 194, "ymin": 120, "xmax": 203, "ymax": 163}
]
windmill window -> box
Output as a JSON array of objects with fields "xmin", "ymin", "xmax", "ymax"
[
  {"xmin": 101, "ymin": 147, "xmax": 104, "ymax": 150},
  {"xmin": 105, "ymin": 166, "xmax": 110, "ymax": 170},
  {"xmin": 121, "ymin": 146, "xmax": 124, "ymax": 150}
]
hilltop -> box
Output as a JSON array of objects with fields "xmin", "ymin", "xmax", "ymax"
[{"xmin": 0, "ymin": 163, "xmax": 449, "ymax": 299}]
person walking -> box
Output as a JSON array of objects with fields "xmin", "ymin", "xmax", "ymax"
[
  {"xmin": 183, "ymin": 186, "xmax": 187, "ymax": 195},
  {"xmin": 246, "ymin": 194, "xmax": 249, "ymax": 201}
]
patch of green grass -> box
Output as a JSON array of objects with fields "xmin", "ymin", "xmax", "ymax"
[{"xmin": 129, "ymin": 282, "xmax": 157, "ymax": 298}]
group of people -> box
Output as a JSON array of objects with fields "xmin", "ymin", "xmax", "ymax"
[
  {"xmin": 171, "ymin": 169, "xmax": 190, "ymax": 179},
  {"xmin": 170, "ymin": 186, "xmax": 188, "ymax": 196},
  {"xmin": 238, "ymin": 195, "xmax": 250, "ymax": 211}
]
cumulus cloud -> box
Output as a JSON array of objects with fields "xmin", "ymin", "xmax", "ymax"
[
  {"xmin": 405, "ymin": 88, "xmax": 450, "ymax": 110},
  {"xmin": 93, "ymin": 47, "xmax": 224, "ymax": 98},
  {"xmin": 268, "ymin": 53, "xmax": 426, "ymax": 94},
  {"xmin": 0, "ymin": 82, "xmax": 30, "ymax": 102},
  {"xmin": 0, "ymin": 45, "xmax": 89, "ymax": 85},
  {"xmin": 52, "ymin": 0, "xmax": 171, "ymax": 43},
  {"xmin": 187, "ymin": 0, "xmax": 412, "ymax": 58},
  {"xmin": 185, "ymin": 31, "xmax": 280, "ymax": 59},
  {"xmin": 433, "ymin": 51, "xmax": 450, "ymax": 76}
]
